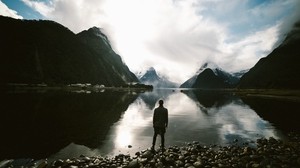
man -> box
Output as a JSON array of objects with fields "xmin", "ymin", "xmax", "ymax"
[{"xmin": 152, "ymin": 99, "xmax": 168, "ymax": 152}]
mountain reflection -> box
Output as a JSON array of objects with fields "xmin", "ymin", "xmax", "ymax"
[
  {"xmin": 181, "ymin": 90, "xmax": 234, "ymax": 108},
  {"xmin": 242, "ymin": 97, "xmax": 300, "ymax": 132},
  {"xmin": 139, "ymin": 89, "xmax": 175, "ymax": 109},
  {"xmin": 0, "ymin": 90, "xmax": 138, "ymax": 159}
]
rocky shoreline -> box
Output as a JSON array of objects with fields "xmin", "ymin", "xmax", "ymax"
[{"xmin": 1, "ymin": 133, "xmax": 300, "ymax": 168}]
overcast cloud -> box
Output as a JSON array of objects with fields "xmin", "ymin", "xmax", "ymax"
[{"xmin": 14, "ymin": 0, "xmax": 300, "ymax": 83}]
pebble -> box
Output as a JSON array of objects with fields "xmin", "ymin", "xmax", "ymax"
[{"xmin": 2, "ymin": 134, "xmax": 300, "ymax": 168}]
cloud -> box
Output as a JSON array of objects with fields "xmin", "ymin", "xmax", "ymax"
[
  {"xmin": 0, "ymin": 0, "xmax": 23, "ymax": 19},
  {"xmin": 21, "ymin": 0, "xmax": 300, "ymax": 83},
  {"xmin": 21, "ymin": 0, "xmax": 53, "ymax": 16},
  {"xmin": 216, "ymin": 24, "xmax": 279, "ymax": 72}
]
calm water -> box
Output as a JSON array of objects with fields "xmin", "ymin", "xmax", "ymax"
[{"xmin": 0, "ymin": 89, "xmax": 299, "ymax": 161}]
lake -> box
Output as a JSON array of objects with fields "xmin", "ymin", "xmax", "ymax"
[{"xmin": 0, "ymin": 88, "xmax": 299, "ymax": 161}]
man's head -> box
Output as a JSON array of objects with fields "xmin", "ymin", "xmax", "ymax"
[{"xmin": 159, "ymin": 100, "xmax": 164, "ymax": 106}]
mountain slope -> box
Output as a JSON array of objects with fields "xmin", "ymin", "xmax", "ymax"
[
  {"xmin": 77, "ymin": 27, "xmax": 138, "ymax": 84},
  {"xmin": 192, "ymin": 68, "xmax": 234, "ymax": 89},
  {"xmin": 139, "ymin": 67, "xmax": 178, "ymax": 88},
  {"xmin": 180, "ymin": 75, "xmax": 198, "ymax": 88},
  {"xmin": 238, "ymin": 22, "xmax": 300, "ymax": 89},
  {"xmin": 180, "ymin": 63, "xmax": 241, "ymax": 88},
  {"xmin": 0, "ymin": 16, "xmax": 138, "ymax": 86}
]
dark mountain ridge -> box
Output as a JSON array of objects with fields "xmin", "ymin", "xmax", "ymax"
[
  {"xmin": 238, "ymin": 21, "xmax": 300, "ymax": 89},
  {"xmin": 180, "ymin": 63, "xmax": 241, "ymax": 89},
  {"xmin": 0, "ymin": 16, "xmax": 138, "ymax": 86},
  {"xmin": 192, "ymin": 68, "xmax": 239, "ymax": 89}
]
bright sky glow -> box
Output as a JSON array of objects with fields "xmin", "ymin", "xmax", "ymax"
[{"xmin": 1, "ymin": 0, "xmax": 300, "ymax": 83}]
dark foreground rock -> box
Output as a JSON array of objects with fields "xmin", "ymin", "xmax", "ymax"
[{"xmin": 1, "ymin": 133, "xmax": 300, "ymax": 168}]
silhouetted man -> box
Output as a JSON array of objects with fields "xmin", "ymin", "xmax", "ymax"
[{"xmin": 152, "ymin": 100, "xmax": 168, "ymax": 152}]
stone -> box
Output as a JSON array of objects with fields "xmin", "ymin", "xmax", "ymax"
[
  {"xmin": 69, "ymin": 166, "xmax": 78, "ymax": 168},
  {"xmin": 176, "ymin": 160, "xmax": 184, "ymax": 167},
  {"xmin": 36, "ymin": 160, "xmax": 47, "ymax": 168},
  {"xmin": 184, "ymin": 163, "xmax": 192, "ymax": 167},
  {"xmin": 187, "ymin": 166, "xmax": 196, "ymax": 168},
  {"xmin": 140, "ymin": 158, "xmax": 147, "ymax": 164},
  {"xmin": 141, "ymin": 150, "xmax": 153, "ymax": 159},
  {"xmin": 127, "ymin": 159, "xmax": 139, "ymax": 168},
  {"xmin": 179, "ymin": 155, "xmax": 185, "ymax": 161},
  {"xmin": 193, "ymin": 161, "xmax": 202, "ymax": 168},
  {"xmin": 0, "ymin": 160, "xmax": 13, "ymax": 168},
  {"xmin": 135, "ymin": 151, "xmax": 141, "ymax": 156}
]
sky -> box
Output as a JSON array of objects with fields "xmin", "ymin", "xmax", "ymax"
[{"xmin": 1, "ymin": 0, "xmax": 300, "ymax": 83}]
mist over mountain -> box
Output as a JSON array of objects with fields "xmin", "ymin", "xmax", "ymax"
[
  {"xmin": 0, "ymin": 16, "xmax": 138, "ymax": 86},
  {"xmin": 180, "ymin": 63, "xmax": 243, "ymax": 89},
  {"xmin": 138, "ymin": 67, "xmax": 178, "ymax": 88},
  {"xmin": 232, "ymin": 69, "xmax": 250, "ymax": 79},
  {"xmin": 238, "ymin": 21, "xmax": 300, "ymax": 89}
]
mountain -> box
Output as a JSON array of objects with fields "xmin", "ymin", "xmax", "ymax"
[
  {"xmin": 77, "ymin": 27, "xmax": 139, "ymax": 85},
  {"xmin": 238, "ymin": 22, "xmax": 300, "ymax": 89},
  {"xmin": 0, "ymin": 16, "xmax": 138, "ymax": 86},
  {"xmin": 138, "ymin": 67, "xmax": 178, "ymax": 88},
  {"xmin": 180, "ymin": 63, "xmax": 212, "ymax": 88},
  {"xmin": 180, "ymin": 75, "xmax": 198, "ymax": 88},
  {"xmin": 180, "ymin": 63, "xmax": 241, "ymax": 89},
  {"xmin": 192, "ymin": 68, "xmax": 238, "ymax": 89}
]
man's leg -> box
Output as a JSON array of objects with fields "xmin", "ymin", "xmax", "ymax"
[
  {"xmin": 160, "ymin": 127, "xmax": 166, "ymax": 152},
  {"xmin": 152, "ymin": 128, "xmax": 158, "ymax": 150},
  {"xmin": 161, "ymin": 133, "xmax": 165, "ymax": 149}
]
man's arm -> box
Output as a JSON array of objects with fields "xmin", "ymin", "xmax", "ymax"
[
  {"xmin": 153, "ymin": 109, "xmax": 157, "ymax": 126},
  {"xmin": 165, "ymin": 109, "xmax": 168, "ymax": 127}
]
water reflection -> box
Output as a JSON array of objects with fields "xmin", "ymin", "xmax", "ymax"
[
  {"xmin": 1, "ymin": 89, "xmax": 295, "ymax": 161},
  {"xmin": 0, "ymin": 90, "xmax": 138, "ymax": 160},
  {"xmin": 95, "ymin": 89, "xmax": 284, "ymax": 156},
  {"xmin": 242, "ymin": 97, "xmax": 300, "ymax": 132}
]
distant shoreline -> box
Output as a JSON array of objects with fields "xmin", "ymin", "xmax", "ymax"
[
  {"xmin": 179, "ymin": 88, "xmax": 300, "ymax": 102},
  {"xmin": 0, "ymin": 83, "xmax": 154, "ymax": 93},
  {"xmin": 2, "ymin": 85, "xmax": 300, "ymax": 102}
]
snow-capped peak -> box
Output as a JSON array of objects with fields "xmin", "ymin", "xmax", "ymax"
[{"xmin": 196, "ymin": 62, "xmax": 220, "ymax": 75}]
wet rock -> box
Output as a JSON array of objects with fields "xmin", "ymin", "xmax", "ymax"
[
  {"xmin": 141, "ymin": 150, "xmax": 153, "ymax": 159},
  {"xmin": 149, "ymin": 159, "xmax": 156, "ymax": 166},
  {"xmin": 140, "ymin": 158, "xmax": 147, "ymax": 164},
  {"xmin": 0, "ymin": 160, "xmax": 13, "ymax": 168},
  {"xmin": 165, "ymin": 156, "xmax": 175, "ymax": 165},
  {"xmin": 252, "ymin": 163, "xmax": 260, "ymax": 168},
  {"xmin": 52, "ymin": 159, "xmax": 64, "ymax": 167},
  {"xmin": 243, "ymin": 146, "xmax": 251, "ymax": 155},
  {"xmin": 179, "ymin": 155, "xmax": 185, "ymax": 161},
  {"xmin": 175, "ymin": 160, "xmax": 184, "ymax": 167},
  {"xmin": 193, "ymin": 161, "xmax": 202, "ymax": 168},
  {"xmin": 127, "ymin": 159, "xmax": 139, "ymax": 168},
  {"xmin": 184, "ymin": 162, "xmax": 192, "ymax": 167},
  {"xmin": 69, "ymin": 166, "xmax": 78, "ymax": 168},
  {"xmin": 135, "ymin": 151, "xmax": 141, "ymax": 156},
  {"xmin": 128, "ymin": 145, "xmax": 133, "ymax": 148},
  {"xmin": 36, "ymin": 160, "xmax": 47, "ymax": 168}
]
